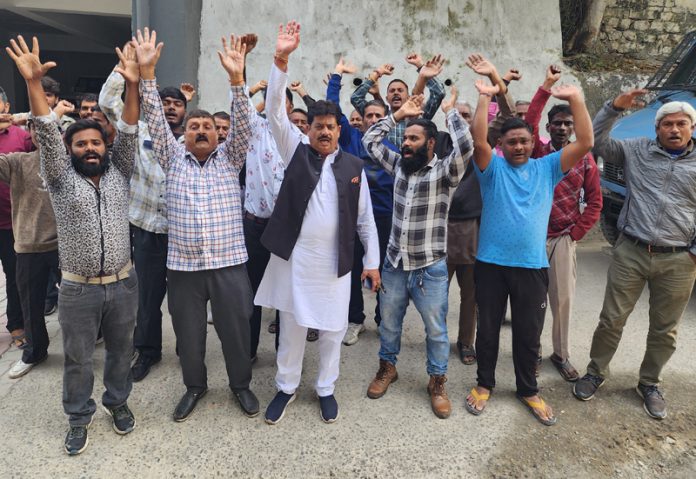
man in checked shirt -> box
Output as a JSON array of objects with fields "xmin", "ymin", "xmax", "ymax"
[
  {"xmin": 363, "ymin": 89, "xmax": 473, "ymax": 419},
  {"xmin": 136, "ymin": 28, "xmax": 259, "ymax": 422}
]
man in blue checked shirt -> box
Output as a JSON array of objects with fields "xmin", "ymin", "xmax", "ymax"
[{"xmin": 136, "ymin": 28, "xmax": 259, "ymax": 422}]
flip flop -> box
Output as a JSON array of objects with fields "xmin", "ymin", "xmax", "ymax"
[
  {"xmin": 517, "ymin": 395, "xmax": 557, "ymax": 426},
  {"xmin": 465, "ymin": 387, "xmax": 490, "ymax": 416},
  {"xmin": 550, "ymin": 354, "xmax": 579, "ymax": 382}
]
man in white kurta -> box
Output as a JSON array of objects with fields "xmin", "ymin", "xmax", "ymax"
[{"xmin": 255, "ymin": 21, "xmax": 380, "ymax": 424}]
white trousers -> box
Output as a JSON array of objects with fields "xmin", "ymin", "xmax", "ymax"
[{"xmin": 276, "ymin": 311, "xmax": 347, "ymax": 397}]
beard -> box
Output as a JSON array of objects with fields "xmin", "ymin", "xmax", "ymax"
[
  {"xmin": 71, "ymin": 151, "xmax": 110, "ymax": 178},
  {"xmin": 400, "ymin": 143, "xmax": 430, "ymax": 175}
]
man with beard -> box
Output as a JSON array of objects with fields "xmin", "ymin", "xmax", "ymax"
[
  {"xmin": 524, "ymin": 65, "xmax": 602, "ymax": 381},
  {"xmin": 363, "ymin": 89, "xmax": 473, "ymax": 419},
  {"xmin": 255, "ymin": 21, "xmax": 380, "ymax": 424},
  {"xmin": 574, "ymin": 93, "xmax": 696, "ymax": 420},
  {"xmin": 213, "ymin": 111, "xmax": 230, "ymax": 144},
  {"xmin": 464, "ymin": 76, "xmax": 593, "ymax": 427},
  {"xmin": 137, "ymin": 29, "xmax": 259, "ymax": 422},
  {"xmin": 78, "ymin": 93, "xmax": 98, "ymax": 119},
  {"xmin": 352, "ymin": 52, "xmax": 445, "ymax": 147},
  {"xmin": 7, "ymin": 34, "xmax": 140, "ymax": 454}
]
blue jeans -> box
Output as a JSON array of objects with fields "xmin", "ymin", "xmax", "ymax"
[{"xmin": 378, "ymin": 257, "xmax": 449, "ymax": 375}]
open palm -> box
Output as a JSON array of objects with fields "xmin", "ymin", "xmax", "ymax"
[
  {"xmin": 276, "ymin": 21, "xmax": 300, "ymax": 56},
  {"xmin": 475, "ymin": 79, "xmax": 500, "ymax": 96},
  {"xmin": 133, "ymin": 28, "xmax": 163, "ymax": 70},
  {"xmin": 115, "ymin": 43, "xmax": 139, "ymax": 83},
  {"xmin": 550, "ymin": 84, "xmax": 581, "ymax": 101},
  {"xmin": 218, "ymin": 34, "xmax": 246, "ymax": 78},
  {"xmin": 5, "ymin": 36, "xmax": 55, "ymax": 81},
  {"xmin": 400, "ymin": 95, "xmax": 424, "ymax": 118}
]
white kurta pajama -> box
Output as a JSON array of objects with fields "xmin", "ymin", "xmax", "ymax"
[{"xmin": 255, "ymin": 64, "xmax": 379, "ymax": 396}]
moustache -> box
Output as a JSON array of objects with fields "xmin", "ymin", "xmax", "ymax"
[
  {"xmin": 195, "ymin": 134, "xmax": 208, "ymax": 142},
  {"xmin": 319, "ymin": 135, "xmax": 331, "ymax": 142}
]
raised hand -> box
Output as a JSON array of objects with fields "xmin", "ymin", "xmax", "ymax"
[
  {"xmin": 218, "ymin": 34, "xmax": 247, "ymax": 84},
  {"xmin": 276, "ymin": 21, "xmax": 300, "ymax": 58},
  {"xmin": 612, "ymin": 88, "xmax": 648, "ymax": 110},
  {"xmin": 394, "ymin": 94, "xmax": 424, "ymax": 121},
  {"xmin": 550, "ymin": 84, "xmax": 582, "ymax": 102},
  {"xmin": 466, "ymin": 53, "xmax": 497, "ymax": 78},
  {"xmin": 180, "ymin": 83, "xmax": 196, "ymax": 101},
  {"xmin": 115, "ymin": 42, "xmax": 139, "ymax": 84},
  {"xmin": 374, "ymin": 63, "xmax": 394, "ymax": 78},
  {"xmin": 133, "ymin": 28, "xmax": 163, "ymax": 79},
  {"xmin": 5, "ymin": 35, "xmax": 56, "ymax": 81},
  {"xmin": 419, "ymin": 54, "xmax": 445, "ymax": 79},
  {"xmin": 289, "ymin": 80, "xmax": 308, "ymax": 96},
  {"xmin": 368, "ymin": 79, "xmax": 381, "ymax": 98},
  {"xmin": 503, "ymin": 68, "xmax": 522, "ymax": 82},
  {"xmin": 405, "ymin": 52, "xmax": 424, "ymax": 69},
  {"xmin": 241, "ymin": 33, "xmax": 258, "ymax": 55},
  {"xmin": 53, "ymin": 99, "xmax": 75, "ymax": 118},
  {"xmin": 249, "ymin": 79, "xmax": 267, "ymax": 96},
  {"xmin": 441, "ymin": 85, "xmax": 458, "ymax": 114},
  {"xmin": 334, "ymin": 57, "xmax": 357, "ymax": 75},
  {"xmin": 475, "ymin": 79, "xmax": 500, "ymax": 97},
  {"xmin": 543, "ymin": 64, "xmax": 561, "ymax": 90}
]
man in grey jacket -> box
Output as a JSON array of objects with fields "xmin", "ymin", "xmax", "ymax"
[{"xmin": 574, "ymin": 89, "xmax": 696, "ymax": 420}]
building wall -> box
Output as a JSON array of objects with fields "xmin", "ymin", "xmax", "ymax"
[{"xmin": 598, "ymin": 0, "xmax": 696, "ymax": 59}]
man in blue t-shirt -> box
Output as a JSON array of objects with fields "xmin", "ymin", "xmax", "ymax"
[{"xmin": 464, "ymin": 76, "xmax": 593, "ymax": 426}]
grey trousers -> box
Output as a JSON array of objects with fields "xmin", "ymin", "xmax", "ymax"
[
  {"xmin": 58, "ymin": 272, "xmax": 138, "ymax": 426},
  {"xmin": 167, "ymin": 264, "xmax": 253, "ymax": 393}
]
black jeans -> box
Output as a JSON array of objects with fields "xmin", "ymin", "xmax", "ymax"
[
  {"xmin": 16, "ymin": 250, "xmax": 58, "ymax": 363},
  {"xmin": 168, "ymin": 264, "xmax": 254, "ymax": 393},
  {"xmin": 474, "ymin": 260, "xmax": 548, "ymax": 397},
  {"xmin": 44, "ymin": 267, "xmax": 60, "ymax": 307},
  {"xmin": 348, "ymin": 214, "xmax": 392, "ymax": 325},
  {"xmin": 132, "ymin": 225, "xmax": 168, "ymax": 360},
  {"xmin": 0, "ymin": 229, "xmax": 23, "ymax": 332}
]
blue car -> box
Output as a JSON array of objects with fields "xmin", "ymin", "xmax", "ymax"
[{"xmin": 598, "ymin": 30, "xmax": 696, "ymax": 244}]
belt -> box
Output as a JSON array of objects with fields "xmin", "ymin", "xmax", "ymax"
[
  {"xmin": 62, "ymin": 262, "xmax": 132, "ymax": 285},
  {"xmin": 244, "ymin": 212, "xmax": 269, "ymax": 225},
  {"xmin": 623, "ymin": 233, "xmax": 689, "ymax": 254}
]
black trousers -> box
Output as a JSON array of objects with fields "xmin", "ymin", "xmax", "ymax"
[
  {"xmin": 132, "ymin": 225, "xmax": 168, "ymax": 360},
  {"xmin": 474, "ymin": 260, "xmax": 548, "ymax": 397},
  {"xmin": 348, "ymin": 214, "xmax": 392, "ymax": 325},
  {"xmin": 44, "ymin": 267, "xmax": 60, "ymax": 307},
  {"xmin": 167, "ymin": 264, "xmax": 254, "ymax": 393},
  {"xmin": 16, "ymin": 250, "xmax": 58, "ymax": 363},
  {"xmin": 0, "ymin": 229, "xmax": 23, "ymax": 332}
]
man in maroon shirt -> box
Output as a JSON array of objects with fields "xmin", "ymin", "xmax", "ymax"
[
  {"xmin": 0, "ymin": 85, "xmax": 31, "ymax": 347},
  {"xmin": 525, "ymin": 66, "xmax": 602, "ymax": 381}
]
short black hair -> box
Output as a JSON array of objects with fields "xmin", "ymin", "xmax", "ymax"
[
  {"xmin": 159, "ymin": 86, "xmax": 187, "ymax": 107},
  {"xmin": 387, "ymin": 79, "xmax": 409, "ymax": 93},
  {"xmin": 290, "ymin": 108, "xmax": 307, "ymax": 117},
  {"xmin": 364, "ymin": 99, "xmax": 388, "ymax": 115},
  {"xmin": 547, "ymin": 104, "xmax": 572, "ymax": 123},
  {"xmin": 405, "ymin": 118, "xmax": 437, "ymax": 141},
  {"xmin": 183, "ymin": 109, "xmax": 214, "ymax": 128},
  {"xmin": 64, "ymin": 119, "xmax": 108, "ymax": 146},
  {"xmin": 0, "ymin": 86, "xmax": 7, "ymax": 103},
  {"xmin": 307, "ymin": 100, "xmax": 341, "ymax": 125},
  {"xmin": 41, "ymin": 76, "xmax": 60, "ymax": 95},
  {"xmin": 500, "ymin": 117, "xmax": 533, "ymax": 136},
  {"xmin": 213, "ymin": 111, "xmax": 230, "ymax": 121},
  {"xmin": 79, "ymin": 93, "xmax": 98, "ymax": 106}
]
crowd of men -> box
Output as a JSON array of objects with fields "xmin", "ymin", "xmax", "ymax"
[{"xmin": 1, "ymin": 20, "xmax": 695, "ymax": 455}]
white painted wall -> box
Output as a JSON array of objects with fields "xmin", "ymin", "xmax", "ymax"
[{"xmin": 198, "ymin": 0, "xmax": 579, "ymax": 128}]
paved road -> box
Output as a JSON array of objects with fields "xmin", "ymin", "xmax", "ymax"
[{"xmin": 1, "ymin": 240, "xmax": 695, "ymax": 478}]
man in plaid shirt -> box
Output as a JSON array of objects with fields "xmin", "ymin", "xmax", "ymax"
[
  {"xmin": 363, "ymin": 89, "xmax": 473, "ymax": 419},
  {"xmin": 136, "ymin": 29, "xmax": 259, "ymax": 422}
]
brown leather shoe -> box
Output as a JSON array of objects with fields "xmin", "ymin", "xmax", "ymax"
[
  {"xmin": 367, "ymin": 360, "xmax": 398, "ymax": 399},
  {"xmin": 427, "ymin": 375, "xmax": 451, "ymax": 419}
]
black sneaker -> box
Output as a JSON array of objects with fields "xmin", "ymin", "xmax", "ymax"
[
  {"xmin": 64, "ymin": 420, "xmax": 91, "ymax": 455},
  {"xmin": 264, "ymin": 391, "xmax": 296, "ymax": 425},
  {"xmin": 636, "ymin": 383, "xmax": 667, "ymax": 420},
  {"xmin": 44, "ymin": 301, "xmax": 57, "ymax": 316},
  {"xmin": 131, "ymin": 355, "xmax": 161, "ymax": 382},
  {"xmin": 103, "ymin": 403, "xmax": 136, "ymax": 434},
  {"xmin": 573, "ymin": 373, "xmax": 605, "ymax": 401}
]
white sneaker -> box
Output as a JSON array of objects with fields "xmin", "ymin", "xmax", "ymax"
[
  {"xmin": 8, "ymin": 359, "xmax": 35, "ymax": 379},
  {"xmin": 343, "ymin": 323, "xmax": 365, "ymax": 346}
]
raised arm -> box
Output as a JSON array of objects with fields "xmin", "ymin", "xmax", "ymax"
[
  {"xmin": 593, "ymin": 89, "xmax": 647, "ymax": 166},
  {"xmin": 352, "ymin": 63, "xmax": 393, "ymax": 115},
  {"xmin": 466, "ymin": 53, "xmax": 512, "ymax": 147},
  {"xmin": 525, "ymin": 65, "xmax": 561, "ymax": 158},
  {"xmin": 414, "ymin": 54, "xmax": 446, "ymax": 120},
  {"xmin": 553, "ymin": 85, "xmax": 594, "ymax": 173},
  {"xmin": 328, "ymin": 57, "xmax": 358, "ymax": 147},
  {"xmin": 267, "ymin": 21, "xmax": 303, "ymax": 161},
  {"xmin": 472, "ymin": 80, "xmax": 499, "ymax": 171},
  {"xmin": 441, "ymin": 86, "xmax": 473, "ymax": 186},
  {"xmin": 134, "ymin": 28, "xmax": 179, "ymax": 171}
]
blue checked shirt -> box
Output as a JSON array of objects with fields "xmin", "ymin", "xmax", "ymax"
[
  {"xmin": 99, "ymin": 71, "xmax": 167, "ymax": 234},
  {"xmin": 141, "ymin": 78, "xmax": 251, "ymax": 271},
  {"xmin": 362, "ymin": 109, "xmax": 473, "ymax": 271}
]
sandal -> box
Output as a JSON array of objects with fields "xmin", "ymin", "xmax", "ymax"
[
  {"xmin": 516, "ymin": 394, "xmax": 557, "ymax": 426},
  {"xmin": 10, "ymin": 329, "xmax": 28, "ymax": 350},
  {"xmin": 465, "ymin": 387, "xmax": 490, "ymax": 416},
  {"xmin": 550, "ymin": 354, "xmax": 579, "ymax": 382},
  {"xmin": 457, "ymin": 342, "xmax": 476, "ymax": 365},
  {"xmin": 306, "ymin": 329, "xmax": 319, "ymax": 342}
]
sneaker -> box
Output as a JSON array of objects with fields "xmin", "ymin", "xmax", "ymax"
[
  {"xmin": 103, "ymin": 403, "xmax": 136, "ymax": 434},
  {"xmin": 342, "ymin": 323, "xmax": 365, "ymax": 346},
  {"xmin": 131, "ymin": 355, "xmax": 161, "ymax": 382},
  {"xmin": 64, "ymin": 418, "xmax": 92, "ymax": 456},
  {"xmin": 636, "ymin": 383, "xmax": 667, "ymax": 420},
  {"xmin": 264, "ymin": 391, "xmax": 296, "ymax": 425},
  {"xmin": 306, "ymin": 328, "xmax": 319, "ymax": 342},
  {"xmin": 318, "ymin": 394, "xmax": 339, "ymax": 423},
  {"xmin": 44, "ymin": 301, "xmax": 57, "ymax": 316},
  {"xmin": 9, "ymin": 359, "xmax": 37, "ymax": 379},
  {"xmin": 573, "ymin": 373, "xmax": 605, "ymax": 401}
]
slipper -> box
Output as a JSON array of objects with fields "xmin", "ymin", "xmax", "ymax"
[
  {"xmin": 516, "ymin": 395, "xmax": 557, "ymax": 426},
  {"xmin": 465, "ymin": 387, "xmax": 489, "ymax": 416},
  {"xmin": 549, "ymin": 354, "xmax": 579, "ymax": 382},
  {"xmin": 457, "ymin": 343, "xmax": 476, "ymax": 365}
]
